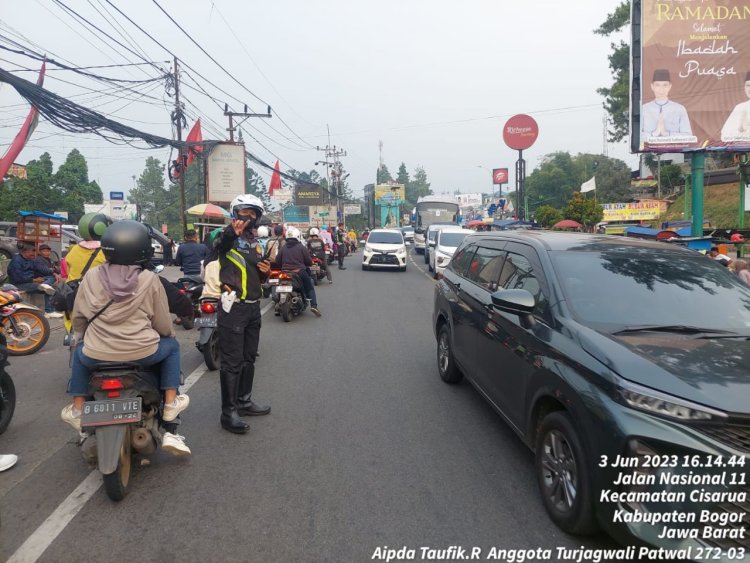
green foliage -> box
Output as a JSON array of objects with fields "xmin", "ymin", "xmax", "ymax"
[
  {"xmin": 594, "ymin": 1, "xmax": 630, "ymax": 142},
  {"xmin": 563, "ymin": 193, "xmax": 604, "ymax": 228},
  {"xmin": 246, "ymin": 166, "xmax": 270, "ymax": 208},
  {"xmin": 533, "ymin": 205, "xmax": 563, "ymax": 228},
  {"xmin": 409, "ymin": 166, "xmax": 432, "ymax": 203},
  {"xmin": 659, "ymin": 164, "xmax": 684, "ymax": 193},
  {"xmin": 525, "ymin": 151, "xmax": 632, "ymax": 207},
  {"xmin": 0, "ymin": 150, "xmax": 102, "ymax": 223},
  {"xmin": 376, "ymin": 164, "xmax": 393, "ymax": 184}
]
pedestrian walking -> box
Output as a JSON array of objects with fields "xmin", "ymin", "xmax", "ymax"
[{"xmin": 215, "ymin": 194, "xmax": 272, "ymax": 434}]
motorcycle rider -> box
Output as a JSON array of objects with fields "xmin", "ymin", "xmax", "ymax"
[
  {"xmin": 256, "ymin": 225, "xmax": 270, "ymax": 254},
  {"xmin": 215, "ymin": 195, "xmax": 271, "ymax": 434},
  {"xmin": 306, "ymin": 227, "xmax": 332, "ymax": 284},
  {"xmin": 175, "ymin": 229, "xmax": 208, "ymax": 277},
  {"xmin": 277, "ymin": 226, "xmax": 322, "ymax": 316},
  {"xmin": 265, "ymin": 224, "xmax": 285, "ymax": 264},
  {"xmin": 336, "ymin": 223, "xmax": 347, "ymax": 270},
  {"xmin": 60, "ymin": 220, "xmax": 191, "ymax": 456}
]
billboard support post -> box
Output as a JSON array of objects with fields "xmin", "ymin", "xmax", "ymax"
[
  {"xmin": 690, "ymin": 152, "xmax": 705, "ymax": 238},
  {"xmin": 515, "ymin": 150, "xmax": 526, "ymax": 221},
  {"xmin": 739, "ymin": 165, "xmax": 747, "ymax": 231}
]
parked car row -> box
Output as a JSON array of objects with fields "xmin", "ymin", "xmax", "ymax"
[{"xmin": 432, "ymin": 230, "xmax": 750, "ymax": 554}]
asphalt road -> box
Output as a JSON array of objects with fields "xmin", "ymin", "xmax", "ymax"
[{"xmin": 0, "ymin": 253, "xmax": 617, "ymax": 562}]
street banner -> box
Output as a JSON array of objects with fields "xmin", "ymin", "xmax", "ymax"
[
  {"xmin": 207, "ymin": 143, "xmax": 246, "ymax": 203},
  {"xmin": 309, "ymin": 205, "xmax": 337, "ymax": 224},
  {"xmin": 272, "ymin": 188, "xmax": 293, "ymax": 204},
  {"xmin": 294, "ymin": 184, "xmax": 324, "ymax": 205},
  {"xmin": 374, "ymin": 183, "xmax": 405, "ymax": 205},
  {"xmin": 601, "ymin": 201, "xmax": 669, "ymax": 222},
  {"xmin": 631, "ymin": 0, "xmax": 750, "ymax": 152},
  {"xmin": 282, "ymin": 205, "xmax": 310, "ymax": 224},
  {"xmin": 343, "ymin": 204, "xmax": 361, "ymax": 215}
]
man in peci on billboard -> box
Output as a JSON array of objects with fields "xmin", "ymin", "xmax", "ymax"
[
  {"xmin": 721, "ymin": 71, "xmax": 750, "ymax": 142},
  {"xmin": 641, "ymin": 69, "xmax": 694, "ymax": 141}
]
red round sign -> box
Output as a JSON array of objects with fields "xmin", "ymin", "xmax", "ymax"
[
  {"xmin": 503, "ymin": 114, "xmax": 539, "ymax": 151},
  {"xmin": 492, "ymin": 168, "xmax": 508, "ymax": 184}
]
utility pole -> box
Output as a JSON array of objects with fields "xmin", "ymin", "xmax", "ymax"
[
  {"xmin": 173, "ymin": 57, "xmax": 187, "ymax": 233},
  {"xmin": 224, "ymin": 104, "xmax": 272, "ymax": 143},
  {"xmin": 316, "ymin": 140, "xmax": 347, "ymax": 224}
]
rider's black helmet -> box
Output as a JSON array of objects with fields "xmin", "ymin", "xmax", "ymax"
[{"xmin": 100, "ymin": 220, "xmax": 154, "ymax": 265}]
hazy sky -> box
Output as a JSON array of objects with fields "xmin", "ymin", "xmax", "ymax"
[{"xmin": 0, "ymin": 0, "xmax": 634, "ymax": 201}]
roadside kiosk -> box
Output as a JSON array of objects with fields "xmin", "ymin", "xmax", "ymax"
[{"xmin": 16, "ymin": 211, "xmax": 65, "ymax": 263}]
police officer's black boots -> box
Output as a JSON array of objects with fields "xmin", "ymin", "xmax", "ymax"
[
  {"xmin": 219, "ymin": 370, "xmax": 249, "ymax": 434},
  {"xmin": 237, "ymin": 363, "xmax": 270, "ymax": 416}
]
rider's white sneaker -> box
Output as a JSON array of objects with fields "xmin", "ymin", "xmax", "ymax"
[
  {"xmin": 61, "ymin": 404, "xmax": 82, "ymax": 431},
  {"xmin": 162, "ymin": 433, "xmax": 191, "ymax": 456},
  {"xmin": 162, "ymin": 394, "xmax": 189, "ymax": 422}
]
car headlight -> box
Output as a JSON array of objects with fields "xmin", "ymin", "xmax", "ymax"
[
  {"xmin": 364, "ymin": 245, "xmax": 372, "ymax": 254},
  {"xmin": 616, "ymin": 380, "xmax": 727, "ymax": 422},
  {"xmin": 396, "ymin": 247, "xmax": 406, "ymax": 255}
]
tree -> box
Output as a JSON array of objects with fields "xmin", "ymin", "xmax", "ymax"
[
  {"xmin": 525, "ymin": 152, "xmax": 578, "ymax": 208},
  {"xmin": 376, "ymin": 164, "xmax": 393, "ymax": 184},
  {"xmin": 533, "ymin": 205, "xmax": 563, "ymax": 228},
  {"xmin": 129, "ymin": 157, "xmax": 167, "ymax": 227},
  {"xmin": 409, "ymin": 166, "xmax": 432, "ymax": 201},
  {"xmin": 595, "ymin": 1, "xmax": 630, "ymax": 142},
  {"xmin": 563, "ymin": 193, "xmax": 604, "ymax": 229},
  {"xmin": 53, "ymin": 149, "xmax": 103, "ymax": 223}
]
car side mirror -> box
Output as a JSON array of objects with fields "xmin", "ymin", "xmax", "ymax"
[{"xmin": 490, "ymin": 289, "xmax": 535, "ymax": 324}]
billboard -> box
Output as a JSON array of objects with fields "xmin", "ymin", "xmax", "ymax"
[
  {"xmin": 309, "ymin": 205, "xmax": 337, "ymax": 224},
  {"xmin": 272, "ymin": 188, "xmax": 293, "ymax": 204},
  {"xmin": 294, "ymin": 184, "xmax": 324, "ymax": 205},
  {"xmin": 601, "ymin": 201, "xmax": 668, "ymax": 222},
  {"xmin": 456, "ymin": 193, "xmax": 483, "ymax": 207},
  {"xmin": 207, "ymin": 143, "xmax": 246, "ymax": 203},
  {"xmin": 492, "ymin": 168, "xmax": 509, "ymax": 184},
  {"xmin": 343, "ymin": 204, "xmax": 361, "ymax": 215},
  {"xmin": 374, "ymin": 183, "xmax": 405, "ymax": 205},
  {"xmin": 282, "ymin": 205, "xmax": 310, "ymax": 224},
  {"xmin": 631, "ymin": 0, "xmax": 750, "ymax": 153}
]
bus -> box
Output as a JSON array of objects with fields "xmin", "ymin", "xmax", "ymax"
[{"xmin": 413, "ymin": 196, "xmax": 460, "ymax": 254}]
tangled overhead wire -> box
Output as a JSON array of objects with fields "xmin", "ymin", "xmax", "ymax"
[{"xmin": 0, "ymin": 66, "xmax": 208, "ymax": 151}]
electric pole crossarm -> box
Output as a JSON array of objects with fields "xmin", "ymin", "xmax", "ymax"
[{"xmin": 224, "ymin": 105, "xmax": 272, "ymax": 142}]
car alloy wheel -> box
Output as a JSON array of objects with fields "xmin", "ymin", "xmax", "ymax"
[
  {"xmin": 540, "ymin": 429, "xmax": 578, "ymax": 513},
  {"xmin": 437, "ymin": 324, "xmax": 461, "ymax": 383},
  {"xmin": 535, "ymin": 411, "xmax": 598, "ymax": 535}
]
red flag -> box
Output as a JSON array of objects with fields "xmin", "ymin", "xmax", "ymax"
[
  {"xmin": 0, "ymin": 61, "xmax": 46, "ymax": 183},
  {"xmin": 268, "ymin": 160, "xmax": 282, "ymax": 196},
  {"xmin": 185, "ymin": 118, "xmax": 202, "ymax": 168}
]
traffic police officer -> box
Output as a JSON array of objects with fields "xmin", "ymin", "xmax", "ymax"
[{"xmin": 216, "ymin": 194, "xmax": 271, "ymax": 434}]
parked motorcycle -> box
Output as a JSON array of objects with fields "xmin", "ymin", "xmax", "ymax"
[
  {"xmin": 310, "ymin": 257, "xmax": 326, "ymax": 286},
  {"xmin": 173, "ymin": 276, "xmax": 204, "ymax": 330},
  {"xmin": 78, "ymin": 362, "xmax": 179, "ymax": 501},
  {"xmin": 0, "ymin": 285, "xmax": 50, "ymax": 356},
  {"xmin": 195, "ymin": 297, "xmax": 219, "ymax": 370},
  {"xmin": 271, "ymin": 272, "xmax": 307, "ymax": 322},
  {"xmin": 325, "ymin": 244, "xmax": 335, "ymax": 266},
  {"xmin": 0, "ymin": 333, "xmax": 16, "ymax": 435}
]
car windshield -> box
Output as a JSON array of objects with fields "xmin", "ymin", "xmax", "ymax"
[
  {"xmin": 368, "ymin": 232, "xmax": 403, "ymax": 244},
  {"xmin": 439, "ymin": 232, "xmax": 469, "ymax": 247},
  {"xmin": 551, "ymin": 248, "xmax": 750, "ymax": 332}
]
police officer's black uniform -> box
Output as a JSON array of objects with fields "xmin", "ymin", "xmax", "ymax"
[{"xmin": 216, "ymin": 226, "xmax": 270, "ymax": 434}]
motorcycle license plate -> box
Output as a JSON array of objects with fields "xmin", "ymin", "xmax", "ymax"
[
  {"xmin": 276, "ymin": 285, "xmax": 293, "ymax": 293},
  {"xmin": 310, "ymin": 265, "xmax": 320, "ymax": 273},
  {"xmin": 196, "ymin": 314, "xmax": 217, "ymax": 328},
  {"xmin": 81, "ymin": 397, "xmax": 142, "ymax": 427},
  {"xmin": 268, "ymin": 279, "xmax": 279, "ymax": 285}
]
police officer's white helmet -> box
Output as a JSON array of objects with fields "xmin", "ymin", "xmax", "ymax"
[
  {"xmin": 229, "ymin": 194, "xmax": 265, "ymax": 224},
  {"xmin": 257, "ymin": 226, "xmax": 270, "ymax": 238},
  {"xmin": 309, "ymin": 227, "xmax": 320, "ymax": 236},
  {"xmin": 286, "ymin": 226, "xmax": 301, "ymax": 240}
]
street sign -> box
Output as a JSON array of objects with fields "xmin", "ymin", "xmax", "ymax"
[
  {"xmin": 492, "ymin": 168, "xmax": 509, "ymax": 184},
  {"xmin": 110, "ymin": 191, "xmax": 124, "ymax": 200}
]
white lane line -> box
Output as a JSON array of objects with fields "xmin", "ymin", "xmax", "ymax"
[
  {"xmin": 408, "ymin": 252, "xmax": 435, "ymax": 282},
  {"xmin": 7, "ymin": 301, "xmax": 273, "ymax": 563}
]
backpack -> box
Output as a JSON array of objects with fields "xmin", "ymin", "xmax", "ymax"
[{"xmin": 53, "ymin": 248, "xmax": 100, "ymax": 312}]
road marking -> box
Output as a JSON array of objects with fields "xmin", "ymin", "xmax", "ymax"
[
  {"xmin": 8, "ymin": 303, "xmax": 275, "ymax": 562},
  {"xmin": 408, "ymin": 252, "xmax": 436, "ymax": 282}
]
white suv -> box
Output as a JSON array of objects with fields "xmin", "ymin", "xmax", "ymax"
[
  {"xmin": 428, "ymin": 227, "xmax": 474, "ymax": 277},
  {"xmin": 362, "ymin": 229, "xmax": 407, "ymax": 271}
]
